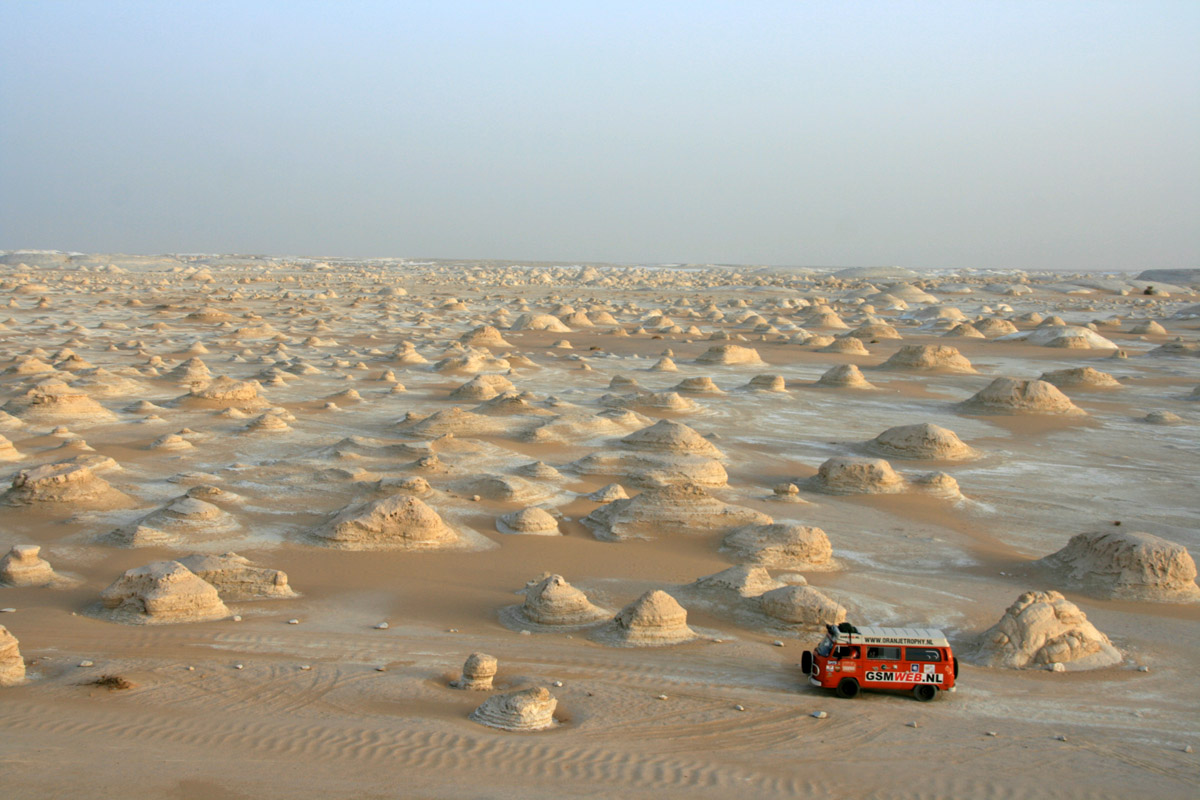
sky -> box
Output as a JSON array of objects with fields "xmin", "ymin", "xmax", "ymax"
[{"xmin": 1, "ymin": 1, "xmax": 1197, "ymax": 270}]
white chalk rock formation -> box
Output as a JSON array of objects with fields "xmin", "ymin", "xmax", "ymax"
[
  {"xmin": 0, "ymin": 433, "xmax": 22, "ymax": 461},
  {"xmin": 470, "ymin": 687, "xmax": 557, "ymax": 731},
  {"xmin": 742, "ymin": 374, "xmax": 787, "ymax": 392},
  {"xmin": 450, "ymin": 373, "xmax": 516, "ymax": 401},
  {"xmin": 515, "ymin": 574, "xmax": 608, "ymax": 628},
  {"xmin": 176, "ymin": 552, "xmax": 297, "ymax": 601},
  {"xmin": 98, "ymin": 560, "xmax": 230, "ymax": 624},
  {"xmin": 7, "ymin": 461, "xmax": 132, "ymax": 509},
  {"xmin": 959, "ymin": 378, "xmax": 1085, "ymax": 415},
  {"xmin": 314, "ymin": 495, "xmax": 460, "ymax": 550},
  {"xmin": 760, "ymin": 585, "xmax": 847, "ymax": 627},
  {"xmin": 619, "ymin": 419, "xmax": 723, "ymax": 459},
  {"xmin": 0, "ymin": 545, "xmax": 62, "ymax": 587},
  {"xmin": 0, "ymin": 626, "xmax": 24, "ymax": 686},
  {"xmin": 1001, "ymin": 326, "xmax": 1118, "ymax": 350},
  {"xmin": 453, "ymin": 652, "xmax": 498, "ymax": 690},
  {"xmin": 582, "ymin": 483, "xmax": 771, "ymax": 540},
  {"xmin": 604, "ymin": 590, "xmax": 697, "ymax": 646},
  {"xmin": 974, "ymin": 590, "xmax": 1121, "ymax": 669},
  {"xmin": 510, "ymin": 313, "xmax": 571, "ymax": 332},
  {"xmin": 106, "ymin": 492, "xmax": 239, "ymax": 547},
  {"xmin": 879, "ymin": 344, "xmax": 976, "ymax": 373},
  {"xmin": 722, "ymin": 523, "xmax": 835, "ymax": 570},
  {"xmin": 183, "ymin": 376, "xmax": 269, "ymax": 410},
  {"xmin": 695, "ymin": 344, "xmax": 764, "ymax": 365},
  {"xmin": 2, "ymin": 379, "xmax": 117, "ymax": 424},
  {"xmin": 815, "ymin": 364, "xmax": 876, "ymax": 389},
  {"xmin": 808, "ymin": 457, "xmax": 906, "ymax": 495},
  {"xmin": 687, "ymin": 565, "xmax": 783, "ymax": 598},
  {"xmin": 496, "ymin": 507, "xmax": 561, "ymax": 536},
  {"xmin": 1038, "ymin": 530, "xmax": 1199, "ymax": 601},
  {"xmin": 866, "ymin": 423, "xmax": 977, "ymax": 461},
  {"xmin": 1038, "ymin": 367, "xmax": 1121, "ymax": 389}
]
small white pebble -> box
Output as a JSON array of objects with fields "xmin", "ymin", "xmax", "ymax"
[
  {"xmin": 471, "ymin": 495, "xmax": 480, "ymax": 502},
  {"xmin": 710, "ymin": 638, "xmax": 724, "ymax": 643},
  {"xmin": 374, "ymin": 622, "xmax": 389, "ymax": 630},
  {"xmin": 0, "ymin": 608, "xmax": 15, "ymax": 613},
  {"xmin": 520, "ymin": 630, "xmax": 531, "ymax": 636},
  {"xmin": 78, "ymin": 660, "xmax": 94, "ymax": 668},
  {"xmin": 1049, "ymin": 662, "xmax": 1065, "ymax": 673},
  {"xmin": 1055, "ymin": 734, "xmax": 1067, "ymax": 742},
  {"xmin": 299, "ymin": 665, "xmax": 311, "ymax": 671},
  {"xmin": 287, "ymin": 619, "xmax": 300, "ymax": 625},
  {"xmin": 772, "ymin": 640, "xmax": 784, "ymax": 647},
  {"xmin": 656, "ymin": 694, "xmax": 668, "ymax": 701},
  {"xmin": 985, "ymin": 731, "xmax": 998, "ymax": 737},
  {"xmin": 447, "ymin": 628, "xmax": 458, "ymax": 633},
  {"xmin": 734, "ymin": 704, "xmax": 746, "ymax": 712},
  {"xmin": 1184, "ymin": 745, "xmax": 1193, "ymax": 754},
  {"xmin": 375, "ymin": 665, "xmax": 387, "ymax": 672},
  {"xmin": 234, "ymin": 664, "xmax": 244, "ymax": 670},
  {"xmin": 1137, "ymin": 665, "xmax": 1150, "ymax": 672},
  {"xmin": 552, "ymin": 680, "xmax": 563, "ymax": 687},
  {"xmin": 906, "ymin": 721, "xmax": 918, "ymax": 728},
  {"xmin": 231, "ymin": 615, "xmax": 242, "ymax": 622},
  {"xmin": 187, "ymin": 666, "xmax": 195, "ymax": 671},
  {"xmin": 812, "ymin": 711, "xmax": 828, "ymax": 719}
]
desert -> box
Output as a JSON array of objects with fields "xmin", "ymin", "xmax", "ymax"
[{"xmin": 0, "ymin": 252, "xmax": 1196, "ymax": 798}]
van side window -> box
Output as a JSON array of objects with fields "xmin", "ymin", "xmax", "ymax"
[
  {"xmin": 866, "ymin": 646, "xmax": 901, "ymax": 660},
  {"xmin": 906, "ymin": 647, "xmax": 942, "ymax": 662}
]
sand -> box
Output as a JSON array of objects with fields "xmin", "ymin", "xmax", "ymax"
[{"xmin": 0, "ymin": 253, "xmax": 1197, "ymax": 799}]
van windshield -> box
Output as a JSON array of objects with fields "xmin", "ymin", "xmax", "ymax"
[{"xmin": 816, "ymin": 636, "xmax": 833, "ymax": 657}]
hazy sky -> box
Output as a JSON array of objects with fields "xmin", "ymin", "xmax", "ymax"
[{"xmin": 1, "ymin": 1, "xmax": 1197, "ymax": 270}]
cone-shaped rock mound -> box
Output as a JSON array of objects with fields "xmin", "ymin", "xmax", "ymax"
[
  {"xmin": 722, "ymin": 523, "xmax": 835, "ymax": 570},
  {"xmin": 183, "ymin": 376, "xmax": 269, "ymax": 410},
  {"xmin": 816, "ymin": 364, "xmax": 875, "ymax": 389},
  {"xmin": 696, "ymin": 344, "xmax": 763, "ymax": 365},
  {"xmin": 866, "ymin": 423, "xmax": 977, "ymax": 461},
  {"xmin": 2, "ymin": 379, "xmax": 117, "ymax": 424},
  {"xmin": 1038, "ymin": 367, "xmax": 1121, "ymax": 389},
  {"xmin": 0, "ymin": 626, "xmax": 23, "ymax": 686},
  {"xmin": 450, "ymin": 374, "xmax": 516, "ymax": 401},
  {"xmin": 808, "ymin": 457, "xmax": 906, "ymax": 494},
  {"xmin": 759, "ymin": 585, "xmax": 847, "ymax": 627},
  {"xmin": 879, "ymin": 344, "xmax": 975, "ymax": 373},
  {"xmin": 619, "ymin": 419, "xmax": 723, "ymax": 458},
  {"xmin": 496, "ymin": 507, "xmax": 560, "ymax": 536},
  {"xmin": 972, "ymin": 590, "xmax": 1120, "ymax": 669},
  {"xmin": 97, "ymin": 561, "xmax": 230, "ymax": 624},
  {"xmin": 1037, "ymin": 530, "xmax": 1199, "ymax": 601},
  {"xmin": 7, "ymin": 461, "xmax": 132, "ymax": 509},
  {"xmin": 959, "ymin": 378, "xmax": 1084, "ymax": 415},
  {"xmin": 582, "ymin": 483, "xmax": 771, "ymax": 540},
  {"xmin": 514, "ymin": 574, "xmax": 609, "ymax": 628},
  {"xmin": 470, "ymin": 687, "xmax": 557, "ymax": 731},
  {"xmin": 313, "ymin": 495, "xmax": 460, "ymax": 550},
  {"xmin": 105, "ymin": 494, "xmax": 239, "ymax": 547},
  {"xmin": 687, "ymin": 565, "xmax": 783, "ymax": 598},
  {"xmin": 602, "ymin": 589, "xmax": 697, "ymax": 646},
  {"xmin": 176, "ymin": 553, "xmax": 297, "ymax": 601}
]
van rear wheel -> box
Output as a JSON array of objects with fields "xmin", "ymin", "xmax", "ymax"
[
  {"xmin": 913, "ymin": 684, "xmax": 938, "ymax": 702},
  {"xmin": 835, "ymin": 678, "xmax": 860, "ymax": 699}
]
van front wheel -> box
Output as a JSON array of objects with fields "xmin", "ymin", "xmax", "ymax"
[
  {"xmin": 913, "ymin": 684, "xmax": 938, "ymax": 702},
  {"xmin": 835, "ymin": 678, "xmax": 860, "ymax": 699}
]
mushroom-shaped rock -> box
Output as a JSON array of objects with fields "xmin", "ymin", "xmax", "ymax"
[
  {"xmin": 606, "ymin": 590, "xmax": 697, "ymax": 646},
  {"xmin": 176, "ymin": 553, "xmax": 297, "ymax": 601},
  {"xmin": 959, "ymin": 378, "xmax": 1085, "ymax": 415},
  {"xmin": 106, "ymin": 495, "xmax": 238, "ymax": 547},
  {"xmin": 470, "ymin": 687, "xmax": 557, "ymax": 731},
  {"xmin": 314, "ymin": 495, "xmax": 460, "ymax": 550},
  {"xmin": 98, "ymin": 561, "xmax": 230, "ymax": 624},
  {"xmin": 866, "ymin": 423, "xmax": 977, "ymax": 461},
  {"xmin": 453, "ymin": 652, "xmax": 498, "ymax": 690},
  {"xmin": 1038, "ymin": 530, "xmax": 1199, "ymax": 601},
  {"xmin": 722, "ymin": 523, "xmax": 835, "ymax": 570},
  {"xmin": 973, "ymin": 590, "xmax": 1121, "ymax": 669},
  {"xmin": 518, "ymin": 574, "xmax": 609, "ymax": 627},
  {"xmin": 1038, "ymin": 367, "xmax": 1121, "ymax": 389},
  {"xmin": 671, "ymin": 376, "xmax": 724, "ymax": 394},
  {"xmin": 879, "ymin": 344, "xmax": 975, "ymax": 373},
  {"xmin": 460, "ymin": 325, "xmax": 512, "ymax": 348},
  {"xmin": 815, "ymin": 364, "xmax": 876, "ymax": 389},
  {"xmin": 0, "ymin": 626, "xmax": 24, "ymax": 686},
  {"xmin": 759, "ymin": 585, "xmax": 847, "ymax": 627},
  {"xmin": 687, "ymin": 565, "xmax": 783, "ymax": 598},
  {"xmin": 742, "ymin": 374, "xmax": 787, "ymax": 392},
  {"xmin": 496, "ymin": 507, "xmax": 561, "ymax": 536},
  {"xmin": 695, "ymin": 344, "xmax": 763, "ymax": 365},
  {"xmin": 809, "ymin": 457, "xmax": 906, "ymax": 495},
  {"xmin": 0, "ymin": 545, "xmax": 59, "ymax": 587},
  {"xmin": 582, "ymin": 483, "xmax": 771, "ymax": 540},
  {"xmin": 819, "ymin": 336, "xmax": 869, "ymax": 355}
]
